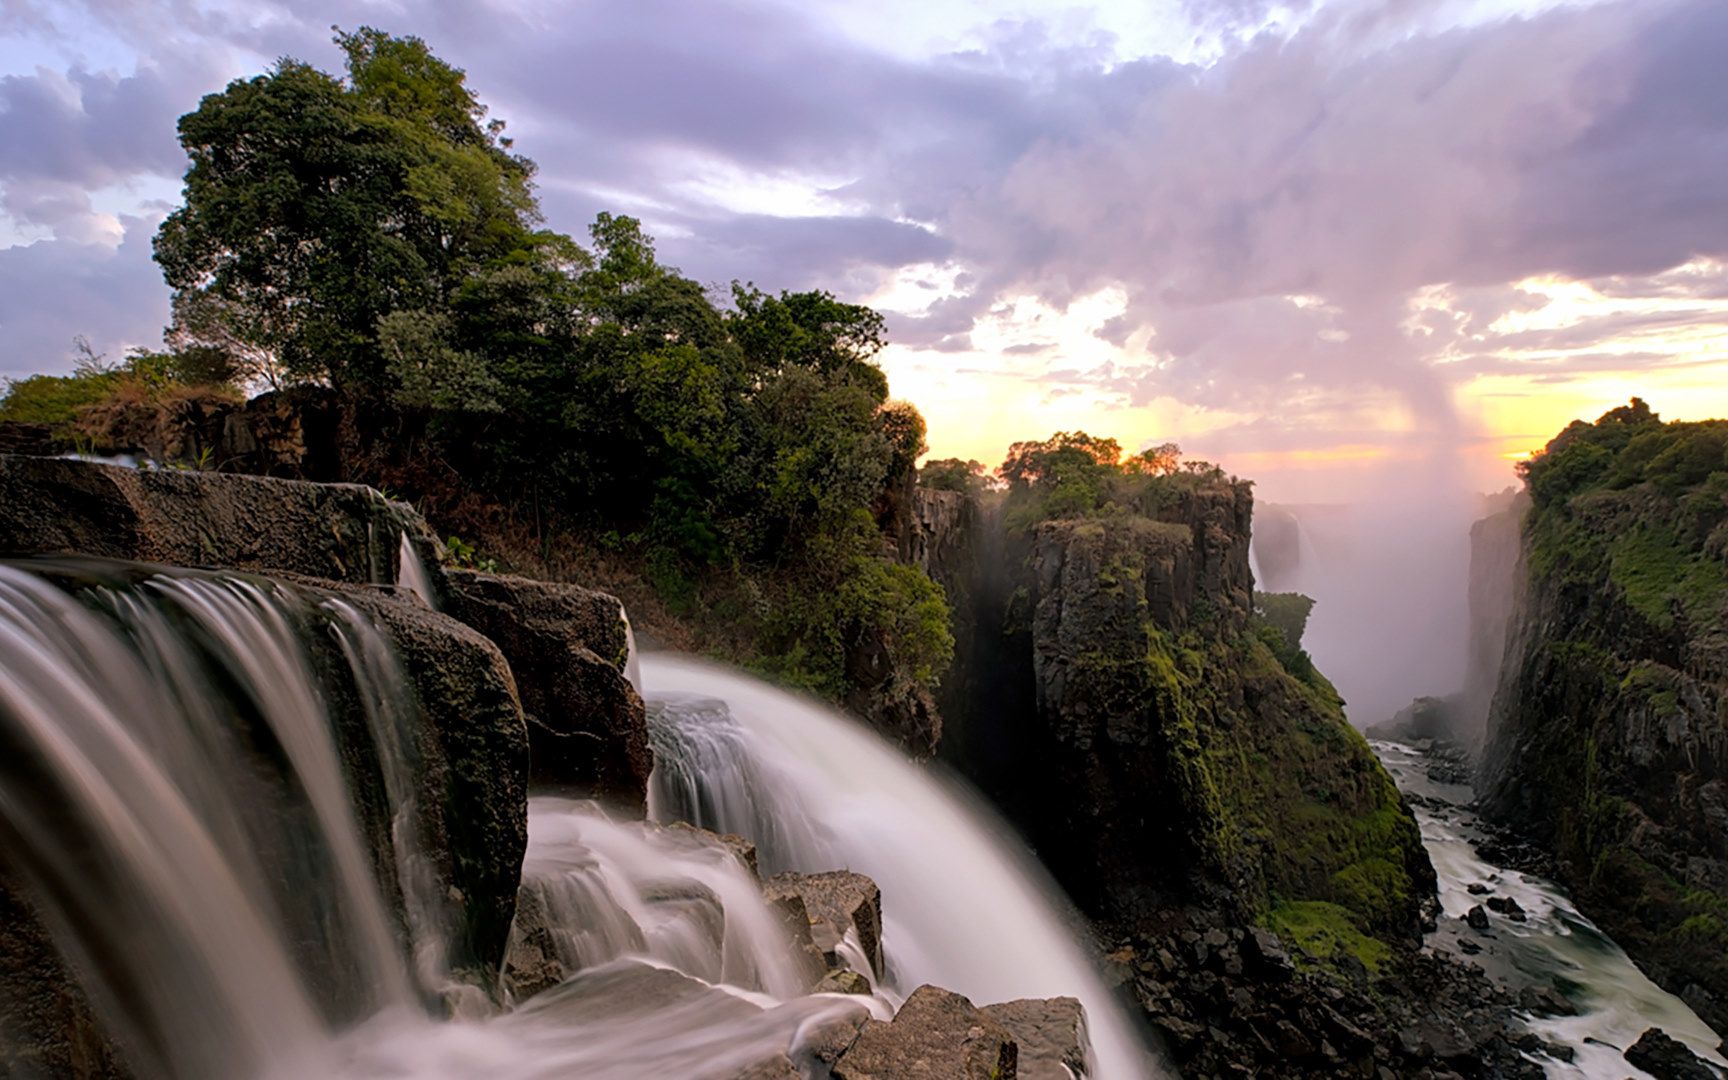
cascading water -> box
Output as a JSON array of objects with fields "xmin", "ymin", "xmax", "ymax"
[
  {"xmin": 1376, "ymin": 740, "xmax": 1727, "ymax": 1078},
  {"xmin": 644, "ymin": 652, "xmax": 1161, "ymax": 1079},
  {"xmin": 0, "ymin": 561, "xmax": 420, "ymax": 1079},
  {"xmin": 396, "ymin": 533, "xmax": 439, "ymax": 611},
  {"xmin": 0, "ymin": 562, "xmax": 902, "ymax": 1079}
]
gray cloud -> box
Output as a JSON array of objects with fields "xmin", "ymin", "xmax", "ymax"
[
  {"xmin": 4, "ymin": 0, "xmax": 1727, "ymax": 425},
  {"xmin": 0, "ymin": 213, "xmax": 166, "ymax": 378}
]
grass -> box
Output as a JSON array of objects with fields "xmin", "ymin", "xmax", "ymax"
[{"xmin": 1264, "ymin": 900, "xmax": 1393, "ymax": 975}]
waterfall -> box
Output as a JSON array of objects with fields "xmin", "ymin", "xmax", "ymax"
[
  {"xmin": 644, "ymin": 652, "xmax": 1160, "ymax": 1079},
  {"xmin": 3, "ymin": 559, "xmax": 1154, "ymax": 1078},
  {"xmin": 0, "ymin": 562, "xmax": 418, "ymax": 1079},
  {"xmin": 396, "ymin": 533, "xmax": 438, "ymax": 610}
]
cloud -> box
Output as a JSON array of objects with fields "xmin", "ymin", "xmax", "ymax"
[
  {"xmin": 5, "ymin": 0, "xmax": 1728, "ymax": 424},
  {"xmin": 0, "ymin": 213, "xmax": 167, "ymax": 378}
]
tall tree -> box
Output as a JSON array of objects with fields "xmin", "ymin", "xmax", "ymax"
[{"xmin": 154, "ymin": 29, "xmax": 550, "ymax": 397}]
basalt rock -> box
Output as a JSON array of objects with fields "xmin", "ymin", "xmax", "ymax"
[
  {"xmin": 259, "ymin": 577, "xmax": 532, "ymax": 994},
  {"xmin": 1117, "ymin": 916, "xmax": 1550, "ymax": 1079},
  {"xmin": 831, "ymin": 984, "xmax": 1018, "ymax": 1080},
  {"xmin": 441, "ymin": 569, "xmax": 649, "ymax": 813},
  {"xmin": 1017, "ymin": 488, "xmax": 1431, "ymax": 941},
  {"xmin": 980, "ymin": 997, "xmax": 1090, "ymax": 1079},
  {"xmin": 0, "ymin": 454, "xmax": 441, "ymax": 587},
  {"xmin": 1623, "ymin": 1027, "xmax": 1721, "ymax": 1080},
  {"xmin": 762, "ymin": 871, "xmax": 884, "ymax": 981}
]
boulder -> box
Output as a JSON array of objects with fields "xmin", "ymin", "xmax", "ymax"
[
  {"xmin": 441, "ymin": 570, "xmax": 649, "ymax": 813},
  {"xmin": 831, "ymin": 984, "xmax": 1018, "ymax": 1080},
  {"xmin": 1623, "ymin": 1028, "xmax": 1720, "ymax": 1080},
  {"xmin": 0, "ymin": 454, "xmax": 441, "ymax": 587},
  {"xmin": 762, "ymin": 871, "xmax": 884, "ymax": 980},
  {"xmin": 980, "ymin": 997, "xmax": 1090, "ymax": 1079}
]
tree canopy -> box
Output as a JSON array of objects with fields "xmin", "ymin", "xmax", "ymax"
[{"xmin": 135, "ymin": 28, "xmax": 948, "ymax": 701}]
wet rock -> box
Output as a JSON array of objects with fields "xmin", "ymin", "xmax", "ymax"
[
  {"xmin": 501, "ymin": 887, "xmax": 565, "ymax": 1003},
  {"xmin": 831, "ymin": 985, "xmax": 1018, "ymax": 1080},
  {"xmin": 1484, "ymin": 896, "xmax": 1527, "ymax": 922},
  {"xmin": 313, "ymin": 582, "xmax": 530, "ymax": 990},
  {"xmin": 0, "ymin": 454, "xmax": 440, "ymax": 587},
  {"xmin": 663, "ymin": 821, "xmax": 759, "ymax": 878},
  {"xmin": 1465, "ymin": 905, "xmax": 1492, "ymax": 931},
  {"xmin": 817, "ymin": 969, "xmax": 874, "ymax": 995},
  {"xmin": 981, "ymin": 997, "xmax": 1089, "ymax": 1079},
  {"xmin": 0, "ymin": 879, "xmax": 128, "ymax": 1079},
  {"xmin": 442, "ymin": 569, "xmax": 649, "ymax": 813},
  {"xmin": 1624, "ymin": 1028, "xmax": 1720, "ymax": 1080},
  {"xmin": 1467, "ymin": 883, "xmax": 1490, "ymax": 895},
  {"xmin": 1516, "ymin": 985, "xmax": 1576, "ymax": 1018},
  {"xmin": 762, "ymin": 871, "xmax": 883, "ymax": 979}
]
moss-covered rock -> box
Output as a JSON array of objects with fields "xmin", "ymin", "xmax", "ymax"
[{"xmin": 1017, "ymin": 480, "xmax": 1431, "ymax": 968}]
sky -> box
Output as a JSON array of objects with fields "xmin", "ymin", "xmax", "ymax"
[{"xmin": 3, "ymin": 0, "xmax": 1728, "ymax": 505}]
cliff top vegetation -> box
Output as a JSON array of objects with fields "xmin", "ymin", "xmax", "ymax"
[{"xmin": 1518, "ymin": 397, "xmax": 1728, "ymax": 633}]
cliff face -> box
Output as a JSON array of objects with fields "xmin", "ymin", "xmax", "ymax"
[
  {"xmin": 943, "ymin": 477, "xmax": 1432, "ymax": 968},
  {"xmin": 1457, "ymin": 490, "xmax": 1528, "ymax": 750},
  {"xmin": 1479, "ymin": 403, "xmax": 1728, "ymax": 1032}
]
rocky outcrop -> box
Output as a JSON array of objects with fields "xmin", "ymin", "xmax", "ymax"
[
  {"xmin": 980, "ymin": 997, "xmax": 1089, "ymax": 1080},
  {"xmin": 1116, "ymin": 919, "xmax": 1551, "ymax": 1079},
  {"xmin": 442, "ymin": 569, "xmax": 650, "ymax": 812},
  {"xmin": 831, "ymin": 985, "xmax": 1018, "ymax": 1080},
  {"xmin": 1479, "ymin": 404, "xmax": 1728, "ymax": 1033},
  {"xmin": 1624, "ymin": 1027, "xmax": 1721, "ymax": 1080},
  {"xmin": 762, "ymin": 871, "xmax": 884, "ymax": 982},
  {"xmin": 1018, "ymin": 484, "xmax": 1430, "ymax": 941},
  {"xmin": 0, "ymin": 454, "xmax": 440, "ymax": 586},
  {"xmin": 310, "ymin": 581, "xmax": 530, "ymax": 987}
]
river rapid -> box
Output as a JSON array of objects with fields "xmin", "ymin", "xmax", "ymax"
[{"xmin": 1375, "ymin": 739, "xmax": 1726, "ymax": 1079}]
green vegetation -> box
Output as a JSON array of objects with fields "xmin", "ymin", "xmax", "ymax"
[
  {"xmin": 3, "ymin": 28, "xmax": 951, "ymax": 706},
  {"xmin": 997, "ymin": 431, "xmax": 1227, "ymax": 531},
  {"xmin": 1251, "ymin": 591, "xmax": 1318, "ymax": 683},
  {"xmin": 1520, "ymin": 398, "xmax": 1728, "ymax": 634},
  {"xmin": 1265, "ymin": 900, "xmax": 1393, "ymax": 975}
]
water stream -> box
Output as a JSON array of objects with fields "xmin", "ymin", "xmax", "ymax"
[{"xmin": 1375, "ymin": 739, "xmax": 1727, "ymax": 1078}]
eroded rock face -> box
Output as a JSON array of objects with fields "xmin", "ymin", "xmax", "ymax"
[
  {"xmin": 313, "ymin": 581, "xmax": 530, "ymax": 989},
  {"xmin": 831, "ymin": 985, "xmax": 1018, "ymax": 1080},
  {"xmin": 1020, "ymin": 490, "xmax": 1429, "ymax": 934},
  {"xmin": 442, "ymin": 569, "xmax": 650, "ymax": 813},
  {"xmin": 1479, "ymin": 452, "xmax": 1728, "ymax": 1033},
  {"xmin": 0, "ymin": 454, "xmax": 440, "ymax": 587}
]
